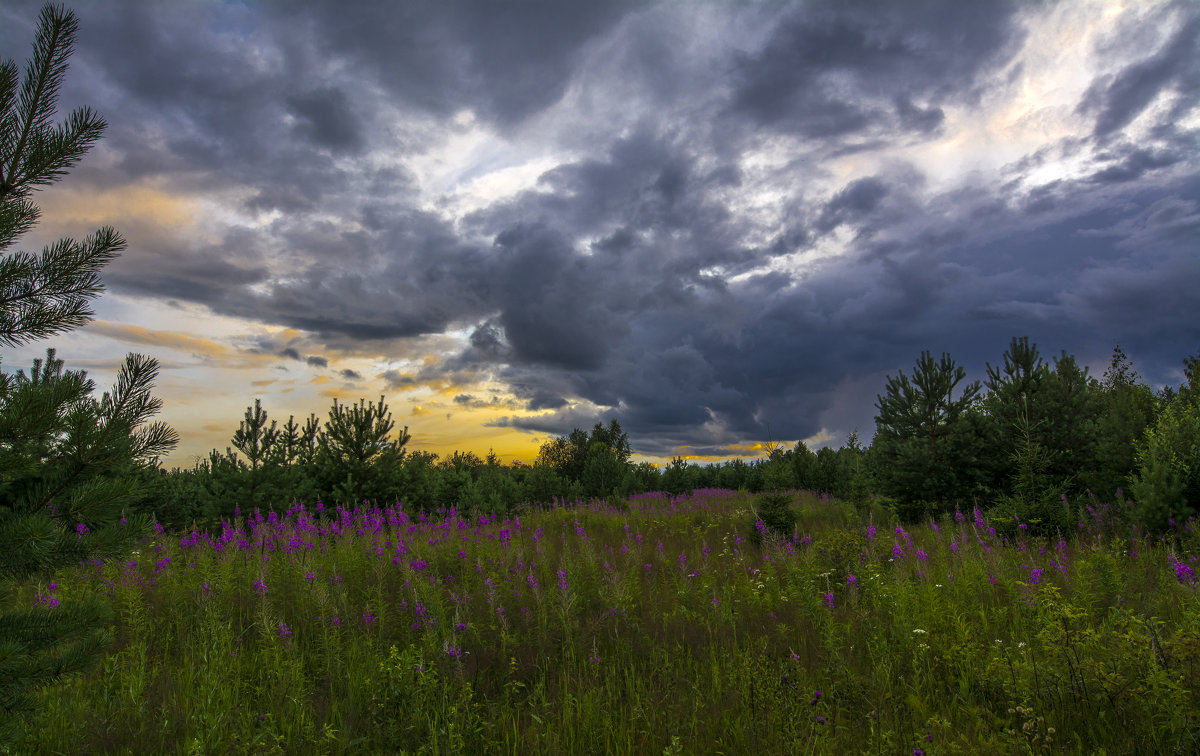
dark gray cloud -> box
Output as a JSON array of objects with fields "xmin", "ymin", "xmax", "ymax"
[
  {"xmin": 727, "ymin": 0, "xmax": 1021, "ymax": 140},
  {"xmin": 286, "ymin": 87, "xmax": 365, "ymax": 154},
  {"xmin": 2, "ymin": 0, "xmax": 1197, "ymax": 458}
]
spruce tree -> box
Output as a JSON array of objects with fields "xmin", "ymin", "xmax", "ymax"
[{"xmin": 0, "ymin": 3, "xmax": 178, "ymax": 739}]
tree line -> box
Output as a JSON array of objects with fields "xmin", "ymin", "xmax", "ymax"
[{"xmin": 108, "ymin": 334, "xmax": 1196, "ymax": 538}]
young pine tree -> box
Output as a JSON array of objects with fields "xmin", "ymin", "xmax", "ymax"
[
  {"xmin": 1130, "ymin": 348, "xmax": 1200, "ymax": 532},
  {"xmin": 0, "ymin": 4, "xmax": 178, "ymax": 739},
  {"xmin": 872, "ymin": 350, "xmax": 987, "ymax": 519}
]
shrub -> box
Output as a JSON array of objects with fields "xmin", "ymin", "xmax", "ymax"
[
  {"xmin": 1131, "ymin": 398, "xmax": 1200, "ymax": 532},
  {"xmin": 753, "ymin": 491, "xmax": 795, "ymax": 540}
]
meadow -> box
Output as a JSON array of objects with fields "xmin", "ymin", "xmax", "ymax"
[{"xmin": 9, "ymin": 489, "xmax": 1200, "ymax": 755}]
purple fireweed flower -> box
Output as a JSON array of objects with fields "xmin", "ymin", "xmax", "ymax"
[
  {"xmin": 1170, "ymin": 554, "xmax": 1196, "ymax": 585},
  {"xmin": 866, "ymin": 525, "xmax": 876, "ymax": 541},
  {"xmin": 362, "ymin": 610, "xmax": 376, "ymax": 624},
  {"xmin": 892, "ymin": 545, "xmax": 905, "ymax": 559},
  {"xmin": 755, "ymin": 520, "xmax": 767, "ymax": 533},
  {"xmin": 950, "ymin": 540, "xmax": 959, "ymax": 552},
  {"xmin": 916, "ymin": 550, "xmax": 928, "ymax": 561},
  {"xmin": 75, "ymin": 522, "xmax": 89, "ymax": 537},
  {"xmin": 711, "ymin": 597, "xmax": 720, "ymax": 606},
  {"xmin": 822, "ymin": 591, "xmax": 835, "ymax": 609},
  {"xmin": 557, "ymin": 568, "xmax": 569, "ymax": 591},
  {"xmin": 1029, "ymin": 567, "xmax": 1044, "ymax": 584},
  {"xmin": 278, "ymin": 623, "xmax": 291, "ymax": 639},
  {"xmin": 846, "ymin": 573, "xmax": 857, "ymax": 587},
  {"xmin": 254, "ymin": 578, "xmax": 268, "ymax": 594},
  {"xmin": 810, "ymin": 690, "xmax": 822, "ymax": 705},
  {"xmin": 34, "ymin": 591, "xmax": 60, "ymax": 608}
]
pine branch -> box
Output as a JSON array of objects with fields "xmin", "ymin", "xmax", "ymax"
[
  {"xmin": 2, "ymin": 4, "xmax": 91, "ymax": 195},
  {"xmin": 0, "ymin": 195, "xmax": 39, "ymax": 250},
  {"xmin": 11, "ymin": 105, "xmax": 105, "ymax": 192},
  {"xmin": 0, "ymin": 60, "xmax": 20, "ymax": 168},
  {"xmin": 0, "ymin": 227, "xmax": 126, "ymax": 347},
  {"xmin": 99, "ymin": 353, "xmax": 164, "ymax": 430}
]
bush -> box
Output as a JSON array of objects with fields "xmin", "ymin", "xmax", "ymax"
[
  {"xmin": 753, "ymin": 491, "xmax": 795, "ymax": 540},
  {"xmin": 1131, "ymin": 398, "xmax": 1200, "ymax": 532}
]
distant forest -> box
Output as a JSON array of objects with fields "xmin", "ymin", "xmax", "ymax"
[{"xmin": 107, "ymin": 337, "xmax": 1199, "ymax": 536}]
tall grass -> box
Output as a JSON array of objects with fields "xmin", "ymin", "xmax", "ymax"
[{"xmin": 8, "ymin": 490, "xmax": 1200, "ymax": 754}]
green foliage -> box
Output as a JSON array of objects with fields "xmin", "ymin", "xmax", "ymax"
[
  {"xmin": 872, "ymin": 350, "xmax": 986, "ymax": 516},
  {"xmin": 0, "ymin": 4, "xmax": 178, "ymax": 739},
  {"xmin": 984, "ymin": 396, "xmax": 1075, "ymax": 537},
  {"xmin": 661, "ymin": 456, "xmax": 692, "ymax": 496},
  {"xmin": 11, "ymin": 489, "xmax": 1200, "ymax": 754},
  {"xmin": 841, "ymin": 431, "xmax": 871, "ymax": 512},
  {"xmin": 0, "ymin": 8, "xmax": 114, "ymax": 347},
  {"xmin": 980, "ymin": 338, "xmax": 1103, "ymax": 498},
  {"xmin": 753, "ymin": 490, "xmax": 795, "ymax": 540},
  {"xmin": 1130, "ymin": 390, "xmax": 1200, "ymax": 531},
  {"xmin": 318, "ymin": 394, "xmax": 410, "ymax": 505},
  {"xmin": 536, "ymin": 419, "xmax": 633, "ymax": 498},
  {"xmin": 1082, "ymin": 345, "xmax": 1156, "ymax": 497}
]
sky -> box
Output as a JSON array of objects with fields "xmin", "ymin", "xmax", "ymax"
[{"xmin": 1, "ymin": 0, "xmax": 1197, "ymax": 471}]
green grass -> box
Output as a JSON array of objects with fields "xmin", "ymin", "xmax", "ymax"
[{"xmin": 7, "ymin": 489, "xmax": 1200, "ymax": 754}]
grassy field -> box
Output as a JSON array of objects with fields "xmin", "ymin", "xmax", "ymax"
[{"xmin": 8, "ymin": 489, "xmax": 1200, "ymax": 754}]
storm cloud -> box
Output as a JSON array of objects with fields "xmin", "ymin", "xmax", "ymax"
[{"xmin": 2, "ymin": 0, "xmax": 1197, "ymax": 461}]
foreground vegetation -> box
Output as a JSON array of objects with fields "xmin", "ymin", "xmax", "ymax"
[{"xmin": 9, "ymin": 488, "xmax": 1200, "ymax": 754}]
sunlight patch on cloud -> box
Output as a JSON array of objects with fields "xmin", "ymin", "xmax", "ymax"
[
  {"xmin": 406, "ymin": 111, "xmax": 575, "ymax": 220},
  {"xmin": 82, "ymin": 321, "xmax": 247, "ymax": 361}
]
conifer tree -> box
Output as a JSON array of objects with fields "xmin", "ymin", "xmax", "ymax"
[
  {"xmin": 0, "ymin": 4, "xmax": 177, "ymax": 739},
  {"xmin": 872, "ymin": 350, "xmax": 987, "ymax": 518},
  {"xmin": 1131, "ymin": 348, "xmax": 1200, "ymax": 531},
  {"xmin": 1084, "ymin": 344, "xmax": 1155, "ymax": 497},
  {"xmin": 317, "ymin": 395, "xmax": 410, "ymax": 504}
]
